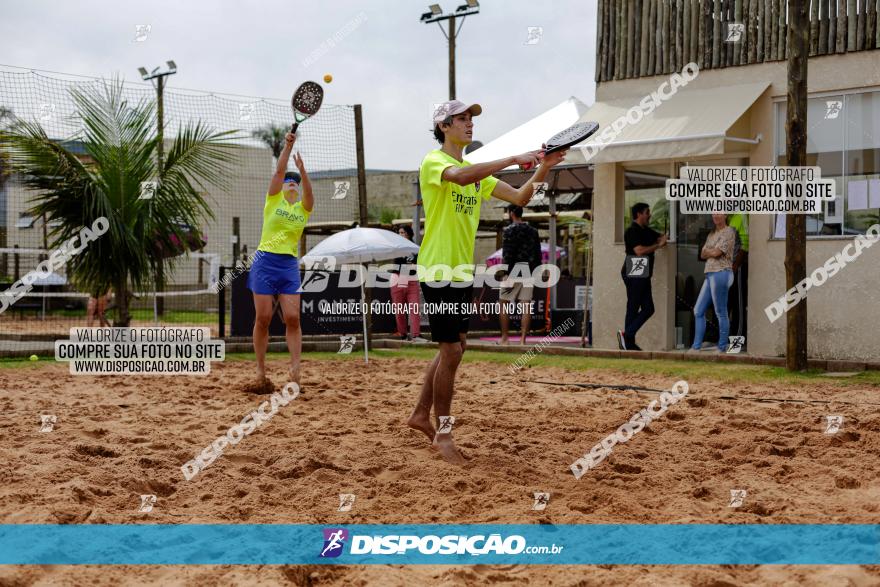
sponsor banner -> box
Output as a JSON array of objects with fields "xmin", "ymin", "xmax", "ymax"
[
  {"xmin": 230, "ymin": 271, "xmax": 560, "ymax": 336},
  {"xmin": 1, "ymin": 524, "xmax": 878, "ymax": 565}
]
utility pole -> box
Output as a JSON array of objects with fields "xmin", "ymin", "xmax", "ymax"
[
  {"xmin": 448, "ymin": 15, "xmax": 456, "ymax": 99},
  {"xmin": 420, "ymin": 1, "xmax": 480, "ymax": 100},
  {"xmin": 138, "ymin": 61, "xmax": 177, "ymax": 317}
]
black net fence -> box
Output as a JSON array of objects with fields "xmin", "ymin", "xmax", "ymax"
[{"xmin": 0, "ymin": 66, "xmax": 360, "ymax": 344}]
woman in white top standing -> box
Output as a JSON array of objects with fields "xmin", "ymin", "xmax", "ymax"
[{"xmin": 690, "ymin": 213, "xmax": 736, "ymax": 353}]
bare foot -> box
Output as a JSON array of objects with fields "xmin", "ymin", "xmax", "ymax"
[
  {"xmin": 432, "ymin": 433, "xmax": 465, "ymax": 465},
  {"xmin": 406, "ymin": 407, "xmax": 435, "ymax": 443},
  {"xmin": 288, "ymin": 367, "xmax": 301, "ymax": 389}
]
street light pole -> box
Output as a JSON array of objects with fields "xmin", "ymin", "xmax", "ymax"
[
  {"xmin": 138, "ymin": 62, "xmax": 177, "ymax": 177},
  {"xmin": 448, "ymin": 15, "xmax": 456, "ymax": 99},
  {"xmin": 138, "ymin": 61, "xmax": 177, "ymax": 318},
  {"xmin": 156, "ymin": 75, "xmax": 165, "ymax": 176},
  {"xmin": 420, "ymin": 2, "xmax": 480, "ymax": 101}
]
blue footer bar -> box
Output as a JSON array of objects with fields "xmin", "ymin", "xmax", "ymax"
[{"xmin": 1, "ymin": 524, "xmax": 878, "ymax": 565}]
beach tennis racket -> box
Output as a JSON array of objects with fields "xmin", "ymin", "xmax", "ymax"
[
  {"xmin": 520, "ymin": 121, "xmax": 600, "ymax": 170},
  {"xmin": 290, "ymin": 81, "xmax": 324, "ymax": 133}
]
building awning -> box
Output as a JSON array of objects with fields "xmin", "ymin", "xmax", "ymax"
[{"xmin": 566, "ymin": 81, "xmax": 769, "ymax": 165}]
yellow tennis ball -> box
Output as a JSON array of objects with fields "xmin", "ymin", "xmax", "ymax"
[
  {"xmin": 323, "ymin": 74, "xmax": 333, "ymax": 83},
  {"xmin": 29, "ymin": 354, "xmax": 38, "ymax": 361}
]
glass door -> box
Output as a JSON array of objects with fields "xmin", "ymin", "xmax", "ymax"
[{"xmin": 674, "ymin": 158, "xmax": 748, "ymax": 350}]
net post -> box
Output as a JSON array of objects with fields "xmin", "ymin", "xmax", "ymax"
[
  {"xmin": 218, "ymin": 266, "xmax": 226, "ymax": 339},
  {"xmin": 13, "ymin": 244, "xmax": 20, "ymax": 281},
  {"xmin": 354, "ymin": 104, "xmax": 368, "ymax": 227}
]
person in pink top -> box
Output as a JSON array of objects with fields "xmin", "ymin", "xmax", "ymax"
[{"xmin": 389, "ymin": 225, "xmax": 426, "ymax": 342}]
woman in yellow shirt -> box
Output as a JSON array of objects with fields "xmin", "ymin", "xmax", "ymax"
[{"xmin": 246, "ymin": 132, "xmax": 313, "ymax": 392}]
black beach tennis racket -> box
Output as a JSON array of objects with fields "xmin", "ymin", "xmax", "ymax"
[
  {"xmin": 520, "ymin": 121, "xmax": 600, "ymax": 170},
  {"xmin": 290, "ymin": 81, "xmax": 324, "ymax": 133}
]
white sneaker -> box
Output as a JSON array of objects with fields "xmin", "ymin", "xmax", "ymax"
[{"xmin": 411, "ymin": 336, "xmax": 429, "ymax": 343}]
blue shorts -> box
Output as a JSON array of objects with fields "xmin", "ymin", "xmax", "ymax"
[{"xmin": 247, "ymin": 251, "xmax": 301, "ymax": 295}]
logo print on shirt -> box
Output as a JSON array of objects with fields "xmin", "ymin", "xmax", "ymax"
[{"xmin": 452, "ymin": 190, "xmax": 478, "ymax": 216}]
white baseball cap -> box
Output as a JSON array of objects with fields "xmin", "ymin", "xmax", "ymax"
[{"xmin": 432, "ymin": 100, "xmax": 482, "ymax": 125}]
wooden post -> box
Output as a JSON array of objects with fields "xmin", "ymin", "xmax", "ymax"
[
  {"xmin": 674, "ymin": 0, "xmax": 682, "ymax": 71},
  {"xmin": 660, "ymin": 0, "xmax": 667, "ymax": 71},
  {"xmin": 785, "ymin": 0, "xmax": 809, "ymax": 372},
  {"xmin": 818, "ymin": 0, "xmax": 829, "ymax": 54},
  {"xmin": 640, "ymin": 0, "xmax": 650, "ymax": 75},
  {"xmin": 733, "ymin": 0, "xmax": 743, "ymax": 64},
  {"xmin": 857, "ymin": 0, "xmax": 866, "ymax": 49},
  {"xmin": 354, "ymin": 105, "xmax": 368, "ymax": 228},
  {"xmin": 748, "ymin": 0, "xmax": 758, "ymax": 62},
  {"xmin": 616, "ymin": 0, "xmax": 624, "ymax": 79},
  {"xmin": 646, "ymin": 0, "xmax": 654, "ymax": 74},
  {"xmin": 697, "ymin": 0, "xmax": 705, "ymax": 67},
  {"xmin": 712, "ymin": 0, "xmax": 721, "ymax": 68},
  {"xmin": 756, "ymin": 0, "xmax": 764, "ymax": 62},
  {"xmin": 875, "ymin": 0, "xmax": 880, "ymax": 49},
  {"xmin": 769, "ymin": 0, "xmax": 778, "ymax": 57},
  {"xmin": 682, "ymin": 0, "xmax": 690, "ymax": 66},
  {"xmin": 847, "ymin": 0, "xmax": 857, "ymax": 51},
  {"xmin": 609, "ymin": 0, "xmax": 616, "ymax": 80},
  {"xmin": 728, "ymin": 0, "xmax": 737, "ymax": 64},
  {"xmin": 609, "ymin": 0, "xmax": 617, "ymax": 80},
  {"xmin": 626, "ymin": 0, "xmax": 636, "ymax": 77},
  {"xmin": 837, "ymin": 0, "xmax": 847, "ymax": 52},
  {"xmin": 867, "ymin": 0, "xmax": 877, "ymax": 50},
  {"xmin": 780, "ymin": 0, "xmax": 788, "ymax": 59},
  {"xmin": 810, "ymin": 0, "xmax": 820, "ymax": 54},
  {"xmin": 354, "ymin": 104, "xmax": 371, "ymax": 345},
  {"xmin": 665, "ymin": 0, "xmax": 673, "ymax": 71},
  {"xmin": 600, "ymin": 0, "xmax": 608, "ymax": 82},
  {"xmin": 829, "ymin": 0, "xmax": 837, "ymax": 50}
]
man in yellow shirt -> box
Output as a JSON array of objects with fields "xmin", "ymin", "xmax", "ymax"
[
  {"xmin": 406, "ymin": 100, "xmax": 568, "ymax": 464},
  {"xmin": 247, "ymin": 131, "xmax": 313, "ymax": 393}
]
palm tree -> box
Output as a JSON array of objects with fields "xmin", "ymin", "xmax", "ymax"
[
  {"xmin": 252, "ymin": 124, "xmax": 288, "ymax": 160},
  {"xmin": 0, "ymin": 78, "xmax": 238, "ymax": 326}
]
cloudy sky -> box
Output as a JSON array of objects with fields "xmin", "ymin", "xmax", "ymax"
[{"xmin": 0, "ymin": 0, "xmax": 597, "ymax": 170}]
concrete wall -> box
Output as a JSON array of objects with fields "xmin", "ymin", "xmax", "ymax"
[{"xmin": 591, "ymin": 50, "xmax": 880, "ymax": 360}]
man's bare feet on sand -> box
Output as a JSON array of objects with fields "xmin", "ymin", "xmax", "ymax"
[
  {"xmin": 406, "ymin": 404, "xmax": 435, "ymax": 443},
  {"xmin": 432, "ymin": 433, "xmax": 465, "ymax": 465}
]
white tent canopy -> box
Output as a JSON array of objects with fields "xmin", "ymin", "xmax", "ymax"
[{"xmin": 465, "ymin": 97, "xmax": 590, "ymax": 168}]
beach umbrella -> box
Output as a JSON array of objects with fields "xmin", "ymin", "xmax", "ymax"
[{"xmin": 302, "ymin": 227, "xmax": 420, "ymax": 362}]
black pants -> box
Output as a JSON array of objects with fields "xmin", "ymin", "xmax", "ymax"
[{"xmin": 622, "ymin": 272, "xmax": 654, "ymax": 339}]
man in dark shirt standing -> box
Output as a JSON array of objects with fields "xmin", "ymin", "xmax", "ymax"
[
  {"xmin": 619, "ymin": 202, "xmax": 667, "ymax": 351},
  {"xmin": 499, "ymin": 205, "xmax": 541, "ymax": 345}
]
